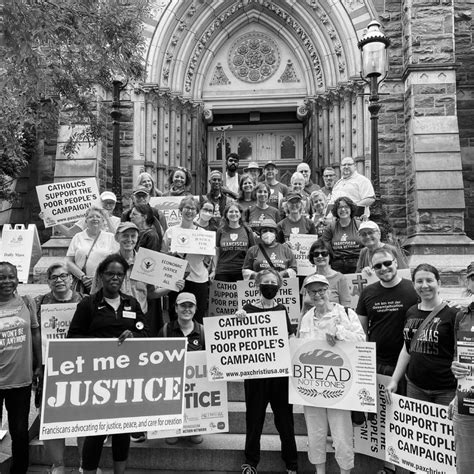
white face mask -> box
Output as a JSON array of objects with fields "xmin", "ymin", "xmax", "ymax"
[{"xmin": 261, "ymin": 231, "xmax": 276, "ymax": 245}]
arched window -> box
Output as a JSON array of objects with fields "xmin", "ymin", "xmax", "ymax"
[
  {"xmin": 216, "ymin": 137, "xmax": 231, "ymax": 161},
  {"xmin": 237, "ymin": 136, "xmax": 253, "ymax": 159},
  {"xmin": 280, "ymin": 135, "xmax": 295, "ymax": 159}
]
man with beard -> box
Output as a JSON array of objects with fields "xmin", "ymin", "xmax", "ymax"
[{"xmin": 224, "ymin": 153, "xmax": 241, "ymax": 196}]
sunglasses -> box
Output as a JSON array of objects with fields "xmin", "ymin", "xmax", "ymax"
[
  {"xmin": 311, "ymin": 251, "xmax": 329, "ymax": 258},
  {"xmin": 372, "ymin": 260, "xmax": 394, "ymax": 270}
]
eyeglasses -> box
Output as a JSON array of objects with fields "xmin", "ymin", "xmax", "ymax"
[
  {"xmin": 359, "ymin": 231, "xmax": 376, "ymax": 237},
  {"xmin": 49, "ymin": 273, "xmax": 69, "ymax": 281},
  {"xmin": 103, "ymin": 271, "xmax": 125, "ymax": 279},
  {"xmin": 311, "ymin": 251, "xmax": 329, "ymax": 258},
  {"xmin": 372, "ymin": 260, "xmax": 394, "ymax": 270},
  {"xmin": 323, "ymin": 174, "xmax": 335, "ymax": 178},
  {"xmin": 183, "ymin": 206, "xmax": 197, "ymax": 212},
  {"xmin": 201, "ymin": 208, "xmax": 214, "ymax": 213},
  {"xmin": 307, "ymin": 287, "xmax": 328, "ymax": 296}
]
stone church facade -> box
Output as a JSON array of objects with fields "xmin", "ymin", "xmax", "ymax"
[{"xmin": 5, "ymin": 0, "xmax": 474, "ymax": 274}]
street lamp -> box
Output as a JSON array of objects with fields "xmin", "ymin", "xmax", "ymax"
[
  {"xmin": 358, "ymin": 20, "xmax": 390, "ymax": 199},
  {"xmin": 111, "ymin": 78, "xmax": 123, "ymax": 214}
]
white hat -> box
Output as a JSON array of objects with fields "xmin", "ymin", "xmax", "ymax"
[{"xmin": 303, "ymin": 274, "xmax": 330, "ymax": 288}]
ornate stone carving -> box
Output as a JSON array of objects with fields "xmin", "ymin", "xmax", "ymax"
[
  {"xmin": 209, "ymin": 63, "xmax": 231, "ymax": 86},
  {"xmin": 228, "ymin": 32, "xmax": 281, "ymax": 83},
  {"xmin": 278, "ymin": 60, "xmax": 300, "ymax": 83}
]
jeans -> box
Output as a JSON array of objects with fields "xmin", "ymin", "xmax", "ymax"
[
  {"xmin": 406, "ymin": 378, "xmax": 455, "ymax": 406},
  {"xmin": 0, "ymin": 385, "xmax": 32, "ymax": 474}
]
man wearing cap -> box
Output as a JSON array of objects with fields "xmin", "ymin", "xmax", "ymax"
[
  {"xmin": 224, "ymin": 153, "xmax": 241, "ymax": 196},
  {"xmin": 296, "ymin": 162, "xmax": 320, "ymax": 196},
  {"xmin": 356, "ymin": 247, "xmax": 418, "ymax": 388},
  {"xmin": 263, "ymin": 161, "xmax": 289, "ymax": 209},
  {"xmin": 277, "ymin": 192, "xmax": 317, "ymax": 242},
  {"xmin": 202, "ymin": 170, "xmax": 236, "ymax": 219},
  {"xmin": 330, "ymin": 157, "xmax": 375, "ymax": 217},
  {"xmin": 356, "ymin": 221, "xmax": 408, "ymax": 273},
  {"xmin": 321, "ymin": 167, "xmax": 336, "ymax": 198},
  {"xmin": 244, "ymin": 161, "xmax": 262, "ymax": 185}
]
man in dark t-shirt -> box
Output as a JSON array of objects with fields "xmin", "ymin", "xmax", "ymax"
[{"xmin": 356, "ymin": 247, "xmax": 418, "ymax": 379}]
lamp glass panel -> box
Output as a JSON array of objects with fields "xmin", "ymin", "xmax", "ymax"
[{"xmin": 362, "ymin": 41, "xmax": 387, "ymax": 77}]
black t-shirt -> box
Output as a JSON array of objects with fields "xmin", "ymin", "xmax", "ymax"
[
  {"xmin": 404, "ymin": 304, "xmax": 457, "ymax": 390},
  {"xmin": 356, "ymin": 279, "xmax": 418, "ymax": 366},
  {"xmin": 216, "ymin": 225, "xmax": 256, "ymax": 275},
  {"xmin": 158, "ymin": 320, "xmax": 205, "ymax": 351},
  {"xmin": 243, "ymin": 302, "xmax": 295, "ymax": 336}
]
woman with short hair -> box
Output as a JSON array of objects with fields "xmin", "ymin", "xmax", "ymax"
[{"xmin": 165, "ymin": 167, "xmax": 192, "ymax": 197}]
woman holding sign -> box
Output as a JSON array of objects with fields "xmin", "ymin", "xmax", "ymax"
[
  {"xmin": 236, "ymin": 268, "xmax": 298, "ymax": 474},
  {"xmin": 299, "ymin": 274, "xmax": 365, "ymax": 474},
  {"xmin": 68, "ymin": 254, "xmax": 148, "ymax": 474}
]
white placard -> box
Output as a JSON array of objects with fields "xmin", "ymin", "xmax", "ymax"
[
  {"xmin": 170, "ymin": 227, "xmax": 216, "ymax": 256},
  {"xmin": 36, "ymin": 178, "xmax": 99, "ymax": 228},
  {"xmin": 130, "ymin": 248, "xmax": 187, "ymax": 291},
  {"xmin": 289, "ymin": 338, "xmax": 377, "ymax": 412},
  {"xmin": 204, "ymin": 311, "xmax": 291, "ymax": 381},
  {"xmin": 289, "ymin": 234, "xmax": 319, "ymax": 276}
]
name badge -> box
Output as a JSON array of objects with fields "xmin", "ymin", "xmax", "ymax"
[{"xmin": 123, "ymin": 311, "xmax": 136, "ymax": 319}]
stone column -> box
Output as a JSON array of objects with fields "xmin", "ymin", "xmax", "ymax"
[{"xmin": 402, "ymin": 0, "xmax": 474, "ymax": 277}]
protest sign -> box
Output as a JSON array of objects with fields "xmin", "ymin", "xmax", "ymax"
[
  {"xmin": 209, "ymin": 280, "xmax": 239, "ymax": 316},
  {"xmin": 289, "ymin": 234, "xmax": 319, "ymax": 276},
  {"xmin": 40, "ymin": 338, "xmax": 187, "ymax": 440},
  {"xmin": 456, "ymin": 331, "xmax": 474, "ymax": 415},
  {"xmin": 36, "ymin": 178, "xmax": 99, "ymax": 228},
  {"xmin": 40, "ymin": 303, "xmax": 77, "ymax": 359},
  {"xmin": 354, "ymin": 374, "xmax": 391, "ymax": 461},
  {"xmin": 149, "ymin": 196, "xmax": 200, "ymax": 227},
  {"xmin": 0, "ymin": 224, "xmax": 41, "ymax": 283},
  {"xmin": 236, "ymin": 278, "xmax": 300, "ymax": 325},
  {"xmin": 130, "ymin": 248, "xmax": 187, "ymax": 291},
  {"xmin": 386, "ymin": 394, "xmax": 456, "ymax": 474},
  {"xmin": 289, "ymin": 338, "xmax": 377, "ymax": 412},
  {"xmin": 170, "ymin": 227, "xmax": 216, "ymax": 256},
  {"xmin": 204, "ymin": 311, "xmax": 291, "ymax": 381},
  {"xmin": 148, "ymin": 351, "xmax": 228, "ymax": 438}
]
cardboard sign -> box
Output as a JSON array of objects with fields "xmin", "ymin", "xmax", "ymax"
[
  {"xmin": 386, "ymin": 394, "xmax": 456, "ymax": 474},
  {"xmin": 148, "ymin": 351, "xmax": 228, "ymax": 438},
  {"xmin": 169, "ymin": 227, "xmax": 216, "ymax": 256},
  {"xmin": 289, "ymin": 234, "xmax": 319, "ymax": 276},
  {"xmin": 130, "ymin": 248, "xmax": 187, "ymax": 291},
  {"xmin": 289, "ymin": 339, "xmax": 377, "ymax": 412},
  {"xmin": 149, "ymin": 196, "xmax": 200, "ymax": 228},
  {"xmin": 40, "ymin": 338, "xmax": 187, "ymax": 439},
  {"xmin": 204, "ymin": 311, "xmax": 291, "ymax": 381},
  {"xmin": 40, "ymin": 303, "xmax": 78, "ymax": 359},
  {"xmin": 236, "ymin": 278, "xmax": 300, "ymax": 325},
  {"xmin": 354, "ymin": 374, "xmax": 391, "ymax": 460},
  {"xmin": 37, "ymin": 178, "xmax": 99, "ymax": 228},
  {"xmin": 209, "ymin": 280, "xmax": 239, "ymax": 317},
  {"xmin": 0, "ymin": 224, "xmax": 41, "ymax": 283}
]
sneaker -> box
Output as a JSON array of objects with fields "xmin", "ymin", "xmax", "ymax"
[
  {"xmin": 189, "ymin": 434, "xmax": 203, "ymax": 444},
  {"xmin": 241, "ymin": 464, "xmax": 257, "ymax": 474},
  {"xmin": 165, "ymin": 436, "xmax": 179, "ymax": 445},
  {"xmin": 130, "ymin": 431, "xmax": 146, "ymax": 443}
]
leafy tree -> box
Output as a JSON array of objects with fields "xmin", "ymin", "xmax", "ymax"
[{"xmin": 0, "ymin": 0, "xmax": 151, "ymax": 201}]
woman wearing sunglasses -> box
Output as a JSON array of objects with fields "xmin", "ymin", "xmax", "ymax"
[{"xmin": 300, "ymin": 239, "xmax": 351, "ymax": 317}]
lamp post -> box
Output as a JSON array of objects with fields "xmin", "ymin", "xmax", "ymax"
[
  {"xmin": 358, "ymin": 20, "xmax": 390, "ymax": 199},
  {"xmin": 111, "ymin": 79, "xmax": 123, "ymax": 214}
]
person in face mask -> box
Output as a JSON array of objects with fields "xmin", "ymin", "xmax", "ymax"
[
  {"xmin": 242, "ymin": 219, "xmax": 297, "ymax": 281},
  {"xmin": 194, "ymin": 200, "xmax": 220, "ymax": 232},
  {"xmin": 236, "ymin": 268, "xmax": 298, "ymax": 474}
]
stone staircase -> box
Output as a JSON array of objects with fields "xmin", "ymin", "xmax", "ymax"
[{"xmin": 28, "ymin": 381, "xmax": 386, "ymax": 473}]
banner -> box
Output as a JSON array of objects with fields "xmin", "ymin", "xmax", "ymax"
[
  {"xmin": 149, "ymin": 196, "xmax": 200, "ymax": 228},
  {"xmin": 130, "ymin": 248, "xmax": 187, "ymax": 291},
  {"xmin": 0, "ymin": 224, "xmax": 41, "ymax": 283},
  {"xmin": 40, "ymin": 303, "xmax": 78, "ymax": 359},
  {"xmin": 170, "ymin": 227, "xmax": 216, "ymax": 256},
  {"xmin": 40, "ymin": 338, "xmax": 187, "ymax": 440},
  {"xmin": 456, "ymin": 331, "xmax": 474, "ymax": 415},
  {"xmin": 209, "ymin": 280, "xmax": 239, "ymax": 316},
  {"xmin": 289, "ymin": 234, "xmax": 319, "ymax": 276},
  {"xmin": 289, "ymin": 338, "xmax": 377, "ymax": 412},
  {"xmin": 354, "ymin": 374, "xmax": 391, "ymax": 460},
  {"xmin": 148, "ymin": 351, "xmax": 228, "ymax": 439},
  {"xmin": 37, "ymin": 178, "xmax": 99, "ymax": 228},
  {"xmin": 386, "ymin": 394, "xmax": 456, "ymax": 474},
  {"xmin": 204, "ymin": 311, "xmax": 291, "ymax": 381},
  {"xmin": 236, "ymin": 278, "xmax": 300, "ymax": 325}
]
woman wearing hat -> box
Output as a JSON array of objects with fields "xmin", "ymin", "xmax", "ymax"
[
  {"xmin": 356, "ymin": 220, "xmax": 408, "ymax": 273},
  {"xmin": 242, "ymin": 219, "xmax": 297, "ymax": 280},
  {"xmin": 277, "ymin": 192, "xmax": 316, "ymax": 243},
  {"xmin": 243, "ymin": 161, "xmax": 262, "ymax": 185},
  {"xmin": 299, "ymin": 274, "xmax": 365, "ymax": 474}
]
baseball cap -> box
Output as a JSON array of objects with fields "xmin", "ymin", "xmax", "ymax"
[
  {"xmin": 100, "ymin": 191, "xmax": 117, "ymax": 202},
  {"xmin": 286, "ymin": 192, "xmax": 303, "ymax": 202},
  {"xmin": 303, "ymin": 274, "xmax": 330, "ymax": 288},
  {"xmin": 358, "ymin": 221, "xmax": 380, "ymax": 233},
  {"xmin": 244, "ymin": 161, "xmax": 261, "ymax": 171},
  {"xmin": 467, "ymin": 262, "xmax": 474, "ymax": 278},
  {"xmin": 263, "ymin": 161, "xmax": 278, "ymax": 169},
  {"xmin": 176, "ymin": 292, "xmax": 197, "ymax": 305},
  {"xmin": 209, "ymin": 170, "xmax": 223, "ymax": 180},
  {"xmin": 133, "ymin": 186, "xmax": 149, "ymax": 195},
  {"xmin": 115, "ymin": 222, "xmax": 139, "ymax": 235},
  {"xmin": 259, "ymin": 219, "xmax": 278, "ymax": 231}
]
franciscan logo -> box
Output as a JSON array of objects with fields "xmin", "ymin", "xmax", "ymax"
[
  {"xmin": 141, "ymin": 257, "xmax": 156, "ymax": 272},
  {"xmin": 291, "ymin": 345, "xmax": 353, "ymax": 405},
  {"xmin": 177, "ymin": 234, "xmax": 190, "ymax": 245},
  {"xmin": 230, "ymin": 233, "xmax": 238, "ymax": 241}
]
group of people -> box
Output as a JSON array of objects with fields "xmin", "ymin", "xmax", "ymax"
[{"xmin": 1, "ymin": 155, "xmax": 473, "ymax": 474}]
